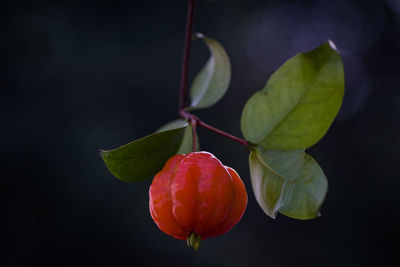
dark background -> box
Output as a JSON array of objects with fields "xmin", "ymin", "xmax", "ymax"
[{"xmin": 2, "ymin": 0, "xmax": 399, "ymax": 266}]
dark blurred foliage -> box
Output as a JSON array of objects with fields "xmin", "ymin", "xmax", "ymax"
[{"xmin": 1, "ymin": 0, "xmax": 399, "ymax": 266}]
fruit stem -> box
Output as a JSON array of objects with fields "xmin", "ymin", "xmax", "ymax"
[{"xmin": 190, "ymin": 116, "xmax": 198, "ymax": 152}]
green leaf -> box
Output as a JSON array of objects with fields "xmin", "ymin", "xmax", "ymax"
[
  {"xmin": 100, "ymin": 125, "xmax": 187, "ymax": 182},
  {"xmin": 190, "ymin": 35, "xmax": 231, "ymax": 109},
  {"xmin": 157, "ymin": 119, "xmax": 199, "ymax": 154},
  {"xmin": 249, "ymin": 148, "xmax": 328, "ymax": 220},
  {"xmin": 241, "ymin": 41, "xmax": 344, "ymax": 150}
]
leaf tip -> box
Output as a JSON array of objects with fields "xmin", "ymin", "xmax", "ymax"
[
  {"xmin": 328, "ymin": 39, "xmax": 338, "ymax": 53},
  {"xmin": 99, "ymin": 149, "xmax": 108, "ymax": 159},
  {"xmin": 195, "ymin": 32, "xmax": 205, "ymax": 39},
  {"xmin": 266, "ymin": 210, "xmax": 277, "ymax": 219}
]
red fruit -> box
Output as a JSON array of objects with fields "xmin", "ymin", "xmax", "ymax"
[{"xmin": 149, "ymin": 152, "xmax": 247, "ymax": 250}]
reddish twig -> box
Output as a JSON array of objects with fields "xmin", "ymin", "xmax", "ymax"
[
  {"xmin": 178, "ymin": 0, "xmax": 196, "ymax": 110},
  {"xmin": 177, "ymin": 0, "xmax": 250, "ymax": 149},
  {"xmin": 180, "ymin": 110, "xmax": 250, "ymax": 148},
  {"xmin": 196, "ymin": 120, "xmax": 249, "ymax": 147}
]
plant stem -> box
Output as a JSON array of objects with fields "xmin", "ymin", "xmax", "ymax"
[
  {"xmin": 197, "ymin": 119, "xmax": 249, "ymax": 148},
  {"xmin": 178, "ymin": 0, "xmax": 196, "ymax": 111},
  {"xmin": 180, "ymin": 110, "xmax": 250, "ymax": 148},
  {"xmin": 177, "ymin": 0, "xmax": 250, "ymax": 149}
]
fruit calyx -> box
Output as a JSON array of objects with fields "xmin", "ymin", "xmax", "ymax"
[{"xmin": 187, "ymin": 231, "xmax": 201, "ymax": 251}]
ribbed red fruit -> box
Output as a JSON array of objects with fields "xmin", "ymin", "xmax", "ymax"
[{"xmin": 149, "ymin": 152, "xmax": 247, "ymax": 248}]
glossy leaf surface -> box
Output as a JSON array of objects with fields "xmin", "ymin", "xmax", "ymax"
[
  {"xmin": 157, "ymin": 119, "xmax": 199, "ymax": 154},
  {"xmin": 100, "ymin": 126, "xmax": 187, "ymax": 182},
  {"xmin": 190, "ymin": 36, "xmax": 231, "ymax": 109},
  {"xmin": 249, "ymin": 148, "xmax": 328, "ymax": 219},
  {"xmin": 241, "ymin": 42, "xmax": 344, "ymax": 150}
]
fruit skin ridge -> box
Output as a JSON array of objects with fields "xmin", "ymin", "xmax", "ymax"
[{"xmin": 149, "ymin": 151, "xmax": 247, "ymax": 240}]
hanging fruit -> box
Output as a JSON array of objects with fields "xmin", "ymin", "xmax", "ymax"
[{"xmin": 149, "ymin": 152, "xmax": 248, "ymax": 251}]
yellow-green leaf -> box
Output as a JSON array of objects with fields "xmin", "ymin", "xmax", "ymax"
[
  {"xmin": 157, "ymin": 119, "xmax": 199, "ymax": 154},
  {"xmin": 190, "ymin": 35, "xmax": 231, "ymax": 109},
  {"xmin": 249, "ymin": 148, "xmax": 328, "ymax": 220},
  {"xmin": 100, "ymin": 125, "xmax": 187, "ymax": 182},
  {"xmin": 241, "ymin": 42, "xmax": 344, "ymax": 150}
]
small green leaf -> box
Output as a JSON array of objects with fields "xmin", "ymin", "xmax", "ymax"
[
  {"xmin": 157, "ymin": 119, "xmax": 188, "ymax": 132},
  {"xmin": 190, "ymin": 34, "xmax": 231, "ymax": 109},
  {"xmin": 100, "ymin": 125, "xmax": 187, "ymax": 182},
  {"xmin": 241, "ymin": 41, "xmax": 344, "ymax": 150},
  {"xmin": 157, "ymin": 119, "xmax": 199, "ymax": 154},
  {"xmin": 249, "ymin": 148, "xmax": 327, "ymax": 220}
]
